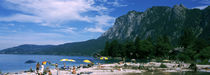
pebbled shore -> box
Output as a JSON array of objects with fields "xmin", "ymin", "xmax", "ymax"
[{"xmin": 3, "ymin": 62, "xmax": 210, "ymax": 75}]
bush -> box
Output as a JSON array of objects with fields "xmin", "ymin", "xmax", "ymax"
[
  {"xmin": 198, "ymin": 59, "xmax": 210, "ymax": 65},
  {"xmin": 202, "ymin": 59, "xmax": 210, "ymax": 64},
  {"xmin": 124, "ymin": 63, "xmax": 128, "ymax": 67},
  {"xmin": 155, "ymin": 58, "xmax": 163, "ymax": 62},
  {"xmin": 177, "ymin": 53, "xmax": 191, "ymax": 62},
  {"xmin": 160, "ymin": 63, "xmax": 167, "ymax": 68},
  {"xmin": 138, "ymin": 65, "xmax": 145, "ymax": 69},
  {"xmin": 131, "ymin": 66, "xmax": 139, "ymax": 70},
  {"xmin": 189, "ymin": 63, "xmax": 197, "ymax": 71}
]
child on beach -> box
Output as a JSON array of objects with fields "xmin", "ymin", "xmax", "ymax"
[
  {"xmin": 48, "ymin": 70, "xmax": 52, "ymax": 75},
  {"xmin": 36, "ymin": 62, "xmax": 40, "ymax": 74},
  {"xmin": 72, "ymin": 66, "xmax": 76, "ymax": 74}
]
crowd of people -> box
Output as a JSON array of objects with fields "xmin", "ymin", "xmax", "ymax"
[
  {"xmin": 35, "ymin": 62, "xmax": 52, "ymax": 75},
  {"xmin": 34, "ymin": 62, "xmax": 94, "ymax": 75}
]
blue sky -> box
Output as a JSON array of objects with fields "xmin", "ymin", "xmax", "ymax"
[{"xmin": 0, "ymin": 0, "xmax": 209, "ymax": 49}]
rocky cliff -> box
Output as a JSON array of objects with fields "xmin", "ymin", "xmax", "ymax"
[{"xmin": 100, "ymin": 4, "xmax": 209, "ymax": 44}]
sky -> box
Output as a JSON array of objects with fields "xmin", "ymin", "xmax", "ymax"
[{"xmin": 0, "ymin": 0, "xmax": 209, "ymax": 49}]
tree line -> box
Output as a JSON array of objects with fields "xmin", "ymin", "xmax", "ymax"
[{"xmin": 100, "ymin": 29, "xmax": 210, "ymax": 64}]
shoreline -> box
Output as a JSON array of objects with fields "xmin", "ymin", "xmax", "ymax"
[
  {"xmin": 2, "ymin": 62, "xmax": 210, "ymax": 75},
  {"xmin": 0, "ymin": 54, "xmax": 92, "ymax": 57}
]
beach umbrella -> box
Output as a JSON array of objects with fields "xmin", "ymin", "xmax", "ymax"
[
  {"xmin": 42, "ymin": 61, "xmax": 47, "ymax": 65},
  {"xmin": 42, "ymin": 61, "xmax": 51, "ymax": 65},
  {"xmin": 100, "ymin": 57, "xmax": 108, "ymax": 60},
  {"xmin": 83, "ymin": 60, "xmax": 92, "ymax": 63},
  {"xmin": 68, "ymin": 59, "xmax": 76, "ymax": 62},
  {"xmin": 60, "ymin": 59, "xmax": 69, "ymax": 61}
]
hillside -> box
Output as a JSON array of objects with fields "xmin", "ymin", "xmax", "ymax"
[{"xmin": 0, "ymin": 44, "xmax": 54, "ymax": 54}]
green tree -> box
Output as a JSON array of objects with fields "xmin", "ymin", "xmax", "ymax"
[
  {"xmin": 120, "ymin": 43, "xmax": 127, "ymax": 59},
  {"xmin": 134, "ymin": 37, "xmax": 141, "ymax": 58},
  {"xmin": 177, "ymin": 53, "xmax": 191, "ymax": 62},
  {"xmin": 136, "ymin": 40, "xmax": 154, "ymax": 59},
  {"xmin": 178, "ymin": 28, "xmax": 199, "ymax": 61},
  {"xmin": 183, "ymin": 47, "xmax": 196, "ymax": 61},
  {"xmin": 193, "ymin": 39, "xmax": 208, "ymax": 53},
  {"xmin": 109, "ymin": 40, "xmax": 121, "ymax": 57},
  {"xmin": 124, "ymin": 41, "xmax": 136, "ymax": 59},
  {"xmin": 179, "ymin": 28, "xmax": 196, "ymax": 48},
  {"xmin": 103, "ymin": 41, "xmax": 110, "ymax": 56},
  {"xmin": 154, "ymin": 36, "xmax": 172, "ymax": 58},
  {"xmin": 195, "ymin": 46, "xmax": 210, "ymax": 61}
]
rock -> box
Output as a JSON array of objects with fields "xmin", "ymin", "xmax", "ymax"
[{"xmin": 25, "ymin": 60, "xmax": 36, "ymax": 64}]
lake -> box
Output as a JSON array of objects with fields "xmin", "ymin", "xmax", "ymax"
[{"xmin": 0, "ymin": 54, "xmax": 104, "ymax": 73}]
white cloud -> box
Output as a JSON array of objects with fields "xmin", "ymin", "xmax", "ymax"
[
  {"xmin": 93, "ymin": 15, "xmax": 115, "ymax": 26},
  {"xmin": 84, "ymin": 15, "xmax": 115, "ymax": 33},
  {"xmin": 97, "ymin": 0, "xmax": 127, "ymax": 7},
  {"xmin": 193, "ymin": 5, "xmax": 209, "ymax": 9},
  {"xmin": 0, "ymin": 0, "xmax": 120, "ymax": 32},
  {"xmin": 0, "ymin": 0, "xmax": 128, "ymax": 49},
  {"xmin": 0, "ymin": 14, "xmax": 42, "ymax": 23},
  {"xmin": 85, "ymin": 27, "xmax": 105, "ymax": 33},
  {"xmin": 61, "ymin": 27, "xmax": 77, "ymax": 33},
  {"xmin": 107, "ymin": 0, "xmax": 127, "ymax": 7},
  {"xmin": 8, "ymin": 23, "xmax": 15, "ymax": 26},
  {"xmin": 0, "ymin": 0, "xmax": 112, "ymax": 26},
  {"xmin": 55, "ymin": 27, "xmax": 77, "ymax": 33}
]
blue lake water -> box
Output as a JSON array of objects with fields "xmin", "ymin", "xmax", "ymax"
[{"xmin": 0, "ymin": 54, "xmax": 104, "ymax": 73}]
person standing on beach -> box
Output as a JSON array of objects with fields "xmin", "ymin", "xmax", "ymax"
[
  {"xmin": 72, "ymin": 66, "xmax": 76, "ymax": 74},
  {"xmin": 45, "ymin": 66, "xmax": 50, "ymax": 74},
  {"xmin": 55, "ymin": 63, "xmax": 59, "ymax": 75},
  {"xmin": 40, "ymin": 63, "xmax": 45, "ymax": 74},
  {"xmin": 98, "ymin": 63, "xmax": 101, "ymax": 69},
  {"xmin": 55, "ymin": 63, "xmax": 58, "ymax": 69},
  {"xmin": 64, "ymin": 63, "xmax": 66, "ymax": 70},
  {"xmin": 48, "ymin": 70, "xmax": 52, "ymax": 75},
  {"xmin": 36, "ymin": 62, "xmax": 40, "ymax": 74}
]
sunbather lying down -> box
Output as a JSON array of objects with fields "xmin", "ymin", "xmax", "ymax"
[{"xmin": 80, "ymin": 72, "xmax": 93, "ymax": 74}]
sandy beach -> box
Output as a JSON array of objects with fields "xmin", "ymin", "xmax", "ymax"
[{"xmin": 3, "ymin": 62, "xmax": 210, "ymax": 75}]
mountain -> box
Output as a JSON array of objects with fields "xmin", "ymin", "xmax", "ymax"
[
  {"xmin": 100, "ymin": 5, "xmax": 210, "ymax": 43},
  {"xmin": 37, "ymin": 39, "xmax": 106, "ymax": 56},
  {"xmin": 0, "ymin": 39, "xmax": 106, "ymax": 56},
  {"xmin": 0, "ymin": 44, "xmax": 54, "ymax": 54},
  {"xmin": 0, "ymin": 4, "xmax": 209, "ymax": 56}
]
